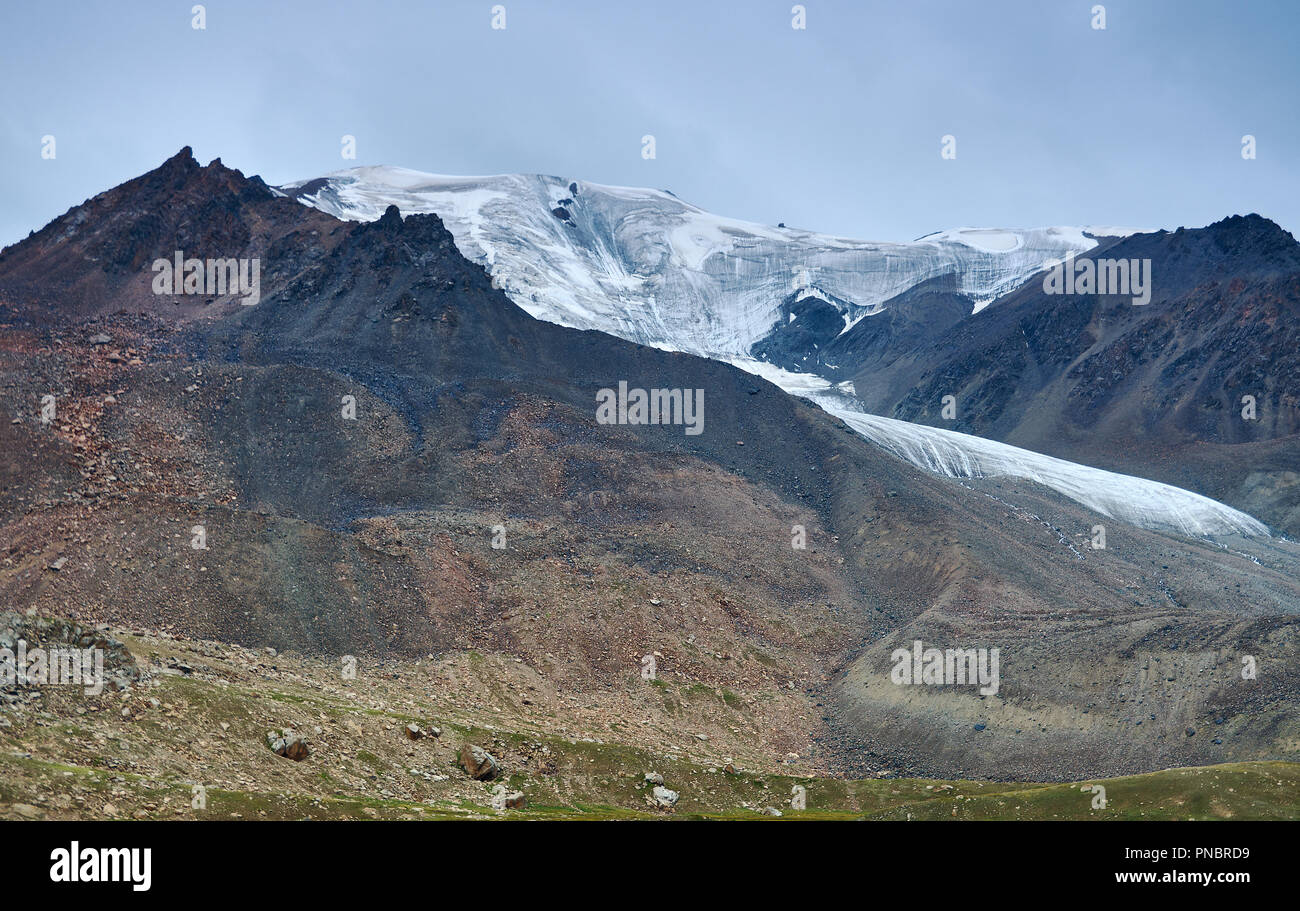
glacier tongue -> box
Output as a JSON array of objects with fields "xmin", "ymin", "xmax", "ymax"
[
  {"xmin": 721, "ymin": 357, "xmax": 1269, "ymax": 538},
  {"xmin": 284, "ymin": 166, "xmax": 1268, "ymax": 539},
  {"xmin": 722, "ymin": 358, "xmax": 1269, "ymax": 538},
  {"xmin": 832, "ymin": 410, "xmax": 1268, "ymax": 538}
]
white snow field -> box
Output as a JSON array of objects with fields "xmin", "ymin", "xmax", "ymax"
[
  {"xmin": 284, "ymin": 167, "xmax": 1266, "ymax": 539},
  {"xmin": 283, "ymin": 167, "xmax": 1123, "ymax": 355},
  {"xmin": 833, "ymin": 409, "xmax": 1268, "ymax": 536},
  {"xmin": 720, "ymin": 357, "xmax": 1268, "ymax": 538}
]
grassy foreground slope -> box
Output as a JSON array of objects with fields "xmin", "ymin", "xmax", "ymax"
[{"xmin": 1, "ymin": 621, "xmax": 1294, "ymax": 821}]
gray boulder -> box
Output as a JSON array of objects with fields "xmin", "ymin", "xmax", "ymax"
[{"xmin": 651, "ymin": 786, "xmax": 679, "ymax": 809}]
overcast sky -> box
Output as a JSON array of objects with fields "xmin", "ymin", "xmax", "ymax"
[{"xmin": 2, "ymin": 0, "xmax": 1297, "ymax": 247}]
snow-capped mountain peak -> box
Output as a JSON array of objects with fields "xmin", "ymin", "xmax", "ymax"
[
  {"xmin": 282, "ymin": 167, "xmax": 1124, "ymax": 356},
  {"xmin": 281, "ymin": 166, "xmax": 1262, "ymax": 539}
]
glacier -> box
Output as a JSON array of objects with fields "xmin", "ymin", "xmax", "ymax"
[
  {"xmin": 282, "ymin": 166, "xmax": 1268, "ymax": 539},
  {"xmin": 281, "ymin": 167, "xmax": 1118, "ymax": 356},
  {"xmin": 724, "ymin": 358, "xmax": 1268, "ymax": 538}
]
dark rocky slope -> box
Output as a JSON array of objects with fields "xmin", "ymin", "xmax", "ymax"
[{"xmin": 1, "ymin": 151, "xmax": 1298, "ymax": 780}]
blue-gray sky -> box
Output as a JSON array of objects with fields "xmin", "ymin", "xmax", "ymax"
[{"xmin": 2, "ymin": 0, "xmax": 1296, "ymax": 247}]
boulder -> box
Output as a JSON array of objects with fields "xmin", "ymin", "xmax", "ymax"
[
  {"xmin": 650, "ymin": 786, "xmax": 678, "ymax": 809},
  {"xmin": 459, "ymin": 744, "xmax": 500, "ymax": 780},
  {"xmin": 266, "ymin": 728, "xmax": 309, "ymax": 761}
]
